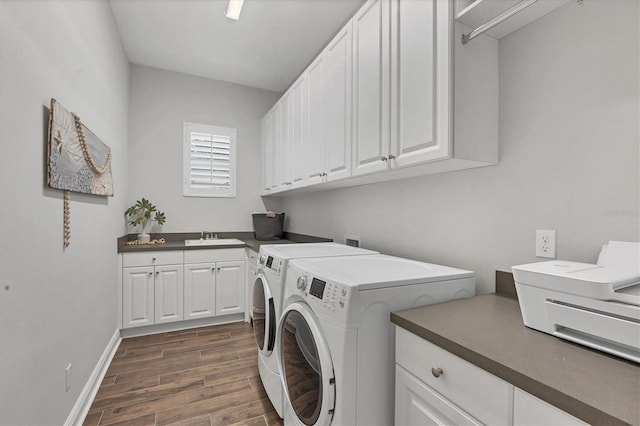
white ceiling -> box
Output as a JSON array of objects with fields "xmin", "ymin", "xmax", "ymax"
[{"xmin": 109, "ymin": 0, "xmax": 364, "ymax": 93}]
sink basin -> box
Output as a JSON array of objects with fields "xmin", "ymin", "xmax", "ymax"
[{"xmin": 184, "ymin": 238, "xmax": 245, "ymax": 246}]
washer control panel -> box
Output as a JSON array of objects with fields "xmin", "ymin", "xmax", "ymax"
[
  {"xmin": 303, "ymin": 275, "xmax": 350, "ymax": 315},
  {"xmin": 264, "ymin": 255, "xmax": 283, "ymax": 277},
  {"xmin": 285, "ymin": 263, "xmax": 355, "ymax": 322}
]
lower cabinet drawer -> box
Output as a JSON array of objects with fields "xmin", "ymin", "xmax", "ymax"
[
  {"xmin": 184, "ymin": 248, "xmax": 244, "ymax": 264},
  {"xmin": 122, "ymin": 251, "xmax": 183, "ymax": 267},
  {"xmin": 395, "ymin": 327, "xmax": 512, "ymax": 425},
  {"xmin": 396, "ymin": 365, "xmax": 482, "ymax": 426}
]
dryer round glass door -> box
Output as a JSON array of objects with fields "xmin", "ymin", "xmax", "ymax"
[
  {"xmin": 253, "ymin": 274, "xmax": 275, "ymax": 355},
  {"xmin": 278, "ymin": 302, "xmax": 335, "ymax": 426}
]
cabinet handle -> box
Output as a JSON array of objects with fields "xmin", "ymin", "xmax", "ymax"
[
  {"xmin": 156, "ymin": 271, "xmax": 159, "ymax": 275},
  {"xmin": 431, "ymin": 367, "xmax": 443, "ymax": 378},
  {"xmin": 381, "ymin": 156, "xmax": 388, "ymax": 161},
  {"xmin": 388, "ymin": 154, "xmax": 396, "ymax": 160},
  {"xmin": 152, "ymin": 257, "xmax": 156, "ymax": 262},
  {"xmin": 148, "ymin": 272, "xmax": 153, "ymax": 276},
  {"xmin": 217, "ymin": 267, "xmax": 221, "ymax": 272},
  {"xmin": 211, "ymin": 267, "xmax": 215, "ymax": 272}
]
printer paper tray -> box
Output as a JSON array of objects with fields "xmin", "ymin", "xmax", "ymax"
[{"xmin": 546, "ymin": 300, "xmax": 640, "ymax": 363}]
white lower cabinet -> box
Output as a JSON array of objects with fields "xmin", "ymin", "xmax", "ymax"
[
  {"xmin": 395, "ymin": 327, "xmax": 511, "ymax": 425},
  {"xmin": 122, "ymin": 266, "xmax": 155, "ymax": 328},
  {"xmin": 122, "ymin": 249, "xmax": 245, "ymax": 329},
  {"xmin": 154, "ymin": 265, "xmax": 184, "ymax": 324},
  {"xmin": 183, "ymin": 248, "xmax": 245, "ymax": 321},
  {"xmin": 183, "ymin": 263, "xmax": 216, "ymax": 320},
  {"xmin": 215, "ymin": 261, "xmax": 245, "ymax": 316},
  {"xmin": 245, "ymin": 249, "xmax": 258, "ymax": 322},
  {"xmin": 395, "ymin": 327, "xmax": 587, "ymax": 426},
  {"xmin": 122, "ymin": 251, "xmax": 184, "ymax": 328},
  {"xmin": 183, "ymin": 261, "xmax": 244, "ymax": 319}
]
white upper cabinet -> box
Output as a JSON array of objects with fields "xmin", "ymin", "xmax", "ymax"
[
  {"xmin": 353, "ymin": 0, "xmax": 451, "ymax": 177},
  {"xmin": 352, "ymin": 0, "xmax": 390, "ymax": 177},
  {"xmin": 260, "ymin": 113, "xmax": 271, "ymax": 195},
  {"xmin": 260, "ymin": 109, "xmax": 277, "ymax": 195},
  {"xmin": 390, "ymin": 0, "xmax": 450, "ymax": 168},
  {"xmin": 289, "ymin": 75, "xmax": 307, "ymax": 188},
  {"xmin": 261, "ymin": 0, "xmax": 500, "ymax": 196},
  {"xmin": 275, "ymin": 95, "xmax": 291, "ymax": 189},
  {"xmin": 324, "ymin": 22, "xmax": 353, "ymax": 181},
  {"xmin": 303, "ymin": 23, "xmax": 353, "ymax": 185},
  {"xmin": 304, "ymin": 53, "xmax": 327, "ymax": 186}
]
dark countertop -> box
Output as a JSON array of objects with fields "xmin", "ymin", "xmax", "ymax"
[
  {"xmin": 391, "ymin": 293, "xmax": 640, "ymax": 426},
  {"xmin": 117, "ymin": 232, "xmax": 332, "ymax": 253}
]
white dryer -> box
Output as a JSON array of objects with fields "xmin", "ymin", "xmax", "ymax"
[
  {"xmin": 277, "ymin": 254, "xmax": 475, "ymax": 426},
  {"xmin": 252, "ymin": 243, "xmax": 378, "ymax": 418}
]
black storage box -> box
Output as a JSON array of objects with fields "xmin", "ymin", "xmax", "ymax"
[{"xmin": 252, "ymin": 213, "xmax": 285, "ymax": 241}]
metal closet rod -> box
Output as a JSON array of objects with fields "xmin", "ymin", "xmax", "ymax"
[{"xmin": 461, "ymin": 0, "xmax": 538, "ymax": 45}]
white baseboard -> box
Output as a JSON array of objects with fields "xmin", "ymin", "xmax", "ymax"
[
  {"xmin": 119, "ymin": 313, "xmax": 245, "ymax": 338},
  {"xmin": 65, "ymin": 329, "xmax": 122, "ymax": 426}
]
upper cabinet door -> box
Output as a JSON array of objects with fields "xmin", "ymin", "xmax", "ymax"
[
  {"xmin": 289, "ymin": 75, "xmax": 306, "ymax": 188},
  {"xmin": 275, "ymin": 95, "xmax": 291, "ymax": 189},
  {"xmin": 268, "ymin": 105, "xmax": 279, "ymax": 192},
  {"xmin": 260, "ymin": 112, "xmax": 273, "ymax": 195},
  {"xmin": 324, "ymin": 22, "xmax": 353, "ymax": 182},
  {"xmin": 305, "ymin": 54, "xmax": 327, "ymax": 185},
  {"xmin": 352, "ymin": 0, "xmax": 390, "ymax": 177},
  {"xmin": 390, "ymin": 0, "xmax": 451, "ymax": 168}
]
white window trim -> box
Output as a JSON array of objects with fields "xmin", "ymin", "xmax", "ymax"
[{"xmin": 183, "ymin": 122, "xmax": 237, "ymax": 198}]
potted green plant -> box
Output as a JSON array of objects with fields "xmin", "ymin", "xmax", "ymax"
[{"xmin": 124, "ymin": 198, "xmax": 166, "ymax": 243}]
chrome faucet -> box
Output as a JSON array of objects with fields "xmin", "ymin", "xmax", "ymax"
[{"xmin": 202, "ymin": 232, "xmax": 218, "ymax": 240}]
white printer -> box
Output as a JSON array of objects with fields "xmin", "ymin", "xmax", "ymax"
[{"xmin": 512, "ymin": 241, "xmax": 640, "ymax": 363}]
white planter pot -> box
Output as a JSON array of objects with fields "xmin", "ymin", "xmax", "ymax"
[{"xmin": 137, "ymin": 233, "xmax": 151, "ymax": 243}]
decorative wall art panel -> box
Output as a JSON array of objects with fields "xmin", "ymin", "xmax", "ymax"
[{"xmin": 47, "ymin": 98, "xmax": 113, "ymax": 196}]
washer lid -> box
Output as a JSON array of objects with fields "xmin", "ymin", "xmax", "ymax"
[
  {"xmin": 261, "ymin": 242, "xmax": 378, "ymax": 259},
  {"xmin": 290, "ymin": 254, "xmax": 474, "ymax": 290}
]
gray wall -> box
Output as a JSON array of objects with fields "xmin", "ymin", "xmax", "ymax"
[
  {"xmin": 0, "ymin": 1, "xmax": 129, "ymax": 424},
  {"xmin": 281, "ymin": 0, "xmax": 640, "ymax": 294},
  {"xmin": 127, "ymin": 64, "xmax": 282, "ymax": 233}
]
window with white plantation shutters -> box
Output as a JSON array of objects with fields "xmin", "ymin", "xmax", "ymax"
[{"xmin": 183, "ymin": 122, "xmax": 236, "ymax": 197}]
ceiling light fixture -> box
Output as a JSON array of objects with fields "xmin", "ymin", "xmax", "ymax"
[{"xmin": 225, "ymin": 0, "xmax": 244, "ymax": 20}]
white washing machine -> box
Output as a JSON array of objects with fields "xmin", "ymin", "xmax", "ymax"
[
  {"xmin": 252, "ymin": 243, "xmax": 378, "ymax": 418},
  {"xmin": 276, "ymin": 254, "xmax": 475, "ymax": 426}
]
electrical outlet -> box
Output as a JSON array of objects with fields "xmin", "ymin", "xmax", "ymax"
[
  {"xmin": 536, "ymin": 230, "xmax": 556, "ymax": 258},
  {"xmin": 65, "ymin": 364, "xmax": 72, "ymax": 392}
]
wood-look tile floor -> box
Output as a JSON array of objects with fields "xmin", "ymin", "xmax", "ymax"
[{"xmin": 83, "ymin": 322, "xmax": 284, "ymax": 426}]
